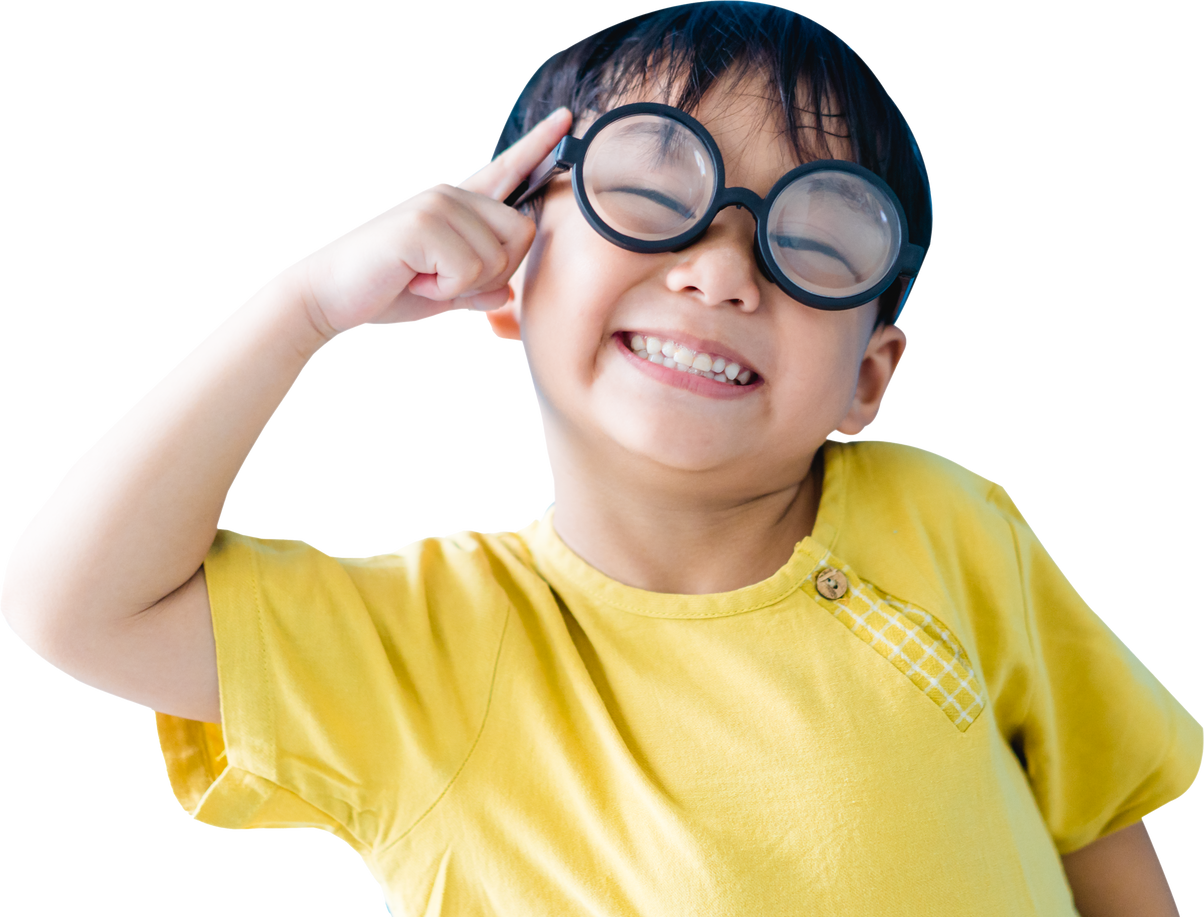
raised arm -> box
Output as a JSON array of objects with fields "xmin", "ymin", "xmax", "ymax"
[{"xmin": 1, "ymin": 109, "xmax": 572, "ymax": 724}]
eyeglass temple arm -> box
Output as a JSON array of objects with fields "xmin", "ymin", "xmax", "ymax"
[
  {"xmin": 896, "ymin": 242, "xmax": 926, "ymax": 278},
  {"xmin": 887, "ymin": 243, "xmax": 927, "ymax": 323},
  {"xmin": 504, "ymin": 137, "xmax": 581, "ymax": 208}
]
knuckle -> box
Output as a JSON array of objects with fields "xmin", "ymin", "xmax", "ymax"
[
  {"xmin": 516, "ymin": 215, "xmax": 536, "ymax": 246},
  {"xmin": 410, "ymin": 187, "xmax": 435, "ymax": 206},
  {"xmin": 415, "ymin": 185, "xmax": 456, "ymax": 213},
  {"xmin": 407, "ymin": 207, "xmax": 441, "ymax": 234},
  {"xmin": 464, "ymin": 254, "xmax": 486, "ymax": 285},
  {"xmin": 489, "ymin": 248, "xmax": 509, "ymax": 277}
]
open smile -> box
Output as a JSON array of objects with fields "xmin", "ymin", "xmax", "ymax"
[{"xmin": 616, "ymin": 332, "xmax": 763, "ymax": 394}]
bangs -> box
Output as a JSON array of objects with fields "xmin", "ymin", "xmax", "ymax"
[{"xmin": 559, "ymin": 21, "xmax": 853, "ymax": 167}]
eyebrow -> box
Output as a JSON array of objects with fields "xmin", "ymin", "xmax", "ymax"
[{"xmin": 611, "ymin": 121, "xmax": 698, "ymax": 161}]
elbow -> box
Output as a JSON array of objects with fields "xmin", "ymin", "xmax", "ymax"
[
  {"xmin": 1, "ymin": 545, "xmax": 90, "ymax": 669},
  {"xmin": 3, "ymin": 565, "xmax": 65, "ymax": 664}
]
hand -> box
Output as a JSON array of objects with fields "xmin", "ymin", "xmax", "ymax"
[{"xmin": 292, "ymin": 107, "xmax": 573, "ymax": 338}]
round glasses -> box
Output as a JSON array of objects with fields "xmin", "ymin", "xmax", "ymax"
[{"xmin": 506, "ymin": 103, "xmax": 926, "ymax": 313}]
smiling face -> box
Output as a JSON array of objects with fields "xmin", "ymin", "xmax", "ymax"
[{"xmin": 495, "ymin": 78, "xmax": 905, "ymax": 505}]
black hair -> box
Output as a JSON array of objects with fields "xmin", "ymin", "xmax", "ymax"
[{"xmin": 493, "ymin": 1, "xmax": 932, "ymax": 324}]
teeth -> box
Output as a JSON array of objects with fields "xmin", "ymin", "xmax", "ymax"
[{"xmin": 626, "ymin": 334, "xmax": 755, "ymax": 385}]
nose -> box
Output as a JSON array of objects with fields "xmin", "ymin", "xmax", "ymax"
[{"xmin": 664, "ymin": 206, "xmax": 762, "ymax": 312}]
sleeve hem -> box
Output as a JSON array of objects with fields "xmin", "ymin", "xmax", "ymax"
[
  {"xmin": 156, "ymin": 712, "xmax": 226, "ymax": 812},
  {"xmin": 1136, "ymin": 712, "xmax": 1204, "ymax": 832},
  {"xmin": 156, "ymin": 710, "xmax": 369, "ymax": 852},
  {"xmin": 1054, "ymin": 703, "xmax": 1203, "ymax": 855},
  {"xmin": 157, "ymin": 531, "xmax": 367, "ymax": 845}
]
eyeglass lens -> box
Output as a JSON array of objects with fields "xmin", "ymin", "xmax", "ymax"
[
  {"xmin": 766, "ymin": 173, "xmax": 902, "ymax": 298},
  {"xmin": 582, "ymin": 115, "xmax": 717, "ymax": 241},
  {"xmin": 580, "ymin": 112, "xmax": 902, "ymax": 300}
]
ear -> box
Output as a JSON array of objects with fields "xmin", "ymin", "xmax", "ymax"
[
  {"xmin": 836, "ymin": 323, "xmax": 907, "ymax": 435},
  {"xmin": 485, "ymin": 287, "xmax": 521, "ymax": 340},
  {"xmin": 484, "ymin": 258, "xmax": 526, "ymax": 341}
]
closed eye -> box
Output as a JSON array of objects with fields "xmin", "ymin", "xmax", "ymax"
[
  {"xmin": 604, "ymin": 186, "xmax": 695, "ymax": 218},
  {"xmin": 770, "ymin": 235, "xmax": 859, "ymax": 279}
]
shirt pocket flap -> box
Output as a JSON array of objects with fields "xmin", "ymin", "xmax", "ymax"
[{"xmin": 802, "ymin": 556, "xmax": 986, "ymax": 732}]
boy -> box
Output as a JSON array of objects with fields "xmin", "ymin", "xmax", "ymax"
[{"xmin": 3, "ymin": 3, "xmax": 1199, "ymax": 915}]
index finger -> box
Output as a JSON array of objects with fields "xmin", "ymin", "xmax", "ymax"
[{"xmin": 459, "ymin": 107, "xmax": 573, "ymax": 202}]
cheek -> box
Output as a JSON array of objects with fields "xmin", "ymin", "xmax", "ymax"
[
  {"xmin": 519, "ymin": 223, "xmax": 617, "ymax": 395},
  {"xmin": 522, "ymin": 207, "xmax": 649, "ymax": 350},
  {"xmin": 770, "ymin": 316, "xmax": 868, "ymax": 422}
]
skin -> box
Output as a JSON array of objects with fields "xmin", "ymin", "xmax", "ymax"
[
  {"xmin": 0, "ymin": 73, "xmax": 1179, "ymax": 914},
  {"xmin": 1061, "ymin": 822, "xmax": 1180, "ymax": 917}
]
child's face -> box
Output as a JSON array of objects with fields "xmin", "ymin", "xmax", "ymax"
[{"xmin": 498, "ymin": 78, "xmax": 904, "ymax": 495}]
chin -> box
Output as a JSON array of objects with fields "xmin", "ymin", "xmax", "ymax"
[{"xmin": 603, "ymin": 421, "xmax": 742, "ymax": 475}]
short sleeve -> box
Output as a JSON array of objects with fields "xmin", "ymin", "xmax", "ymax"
[
  {"xmin": 988, "ymin": 488, "xmax": 1202, "ymax": 853},
  {"xmin": 156, "ymin": 529, "xmax": 511, "ymax": 851}
]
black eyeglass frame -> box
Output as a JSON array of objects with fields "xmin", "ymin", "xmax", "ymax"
[{"xmin": 505, "ymin": 102, "xmax": 926, "ymax": 314}]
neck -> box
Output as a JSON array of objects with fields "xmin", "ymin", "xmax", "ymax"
[{"xmin": 547, "ymin": 440, "xmax": 824, "ymax": 595}]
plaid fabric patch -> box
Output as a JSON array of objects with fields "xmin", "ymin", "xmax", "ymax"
[{"xmin": 802, "ymin": 556, "xmax": 985, "ymax": 732}]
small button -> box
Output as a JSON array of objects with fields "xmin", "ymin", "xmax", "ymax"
[{"xmin": 815, "ymin": 567, "xmax": 848, "ymax": 600}]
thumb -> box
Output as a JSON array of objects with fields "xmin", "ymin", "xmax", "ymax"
[{"xmin": 463, "ymin": 285, "xmax": 514, "ymax": 312}]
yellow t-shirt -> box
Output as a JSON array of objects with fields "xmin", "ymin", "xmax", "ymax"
[{"xmin": 157, "ymin": 441, "xmax": 1201, "ymax": 916}]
